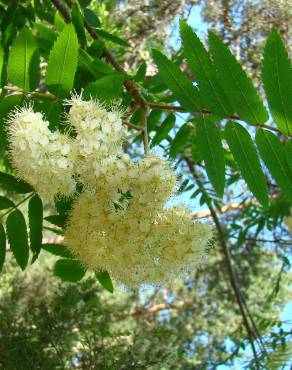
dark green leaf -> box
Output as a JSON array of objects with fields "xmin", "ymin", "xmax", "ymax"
[
  {"xmin": 134, "ymin": 62, "xmax": 147, "ymax": 82},
  {"xmin": 28, "ymin": 195, "xmax": 43, "ymax": 256},
  {"xmin": 44, "ymin": 214, "xmax": 67, "ymax": 228},
  {"xmin": 83, "ymin": 74, "xmax": 124, "ymax": 101},
  {"xmin": 54, "ymin": 259, "xmax": 86, "ymax": 282},
  {"xmin": 196, "ymin": 116, "xmax": 225, "ymax": 197},
  {"xmin": 84, "ymin": 8, "xmax": 101, "ymax": 28},
  {"xmin": 6, "ymin": 209, "xmax": 29, "ymax": 270},
  {"xmin": 7, "ymin": 27, "xmax": 39, "ymax": 91},
  {"xmin": 284, "ymin": 140, "xmax": 292, "ymax": 173},
  {"xmin": 0, "ymin": 94, "xmax": 24, "ymax": 152},
  {"xmin": 180, "ymin": 21, "xmax": 232, "ymax": 117},
  {"xmin": 94, "ymin": 28, "xmax": 129, "ymax": 47},
  {"xmin": 262, "ymin": 29, "xmax": 292, "ymax": 135},
  {"xmin": 45, "ymin": 24, "xmax": 79, "ymax": 98},
  {"xmin": 151, "ymin": 113, "xmax": 176, "ymax": 147},
  {"xmin": 34, "ymin": 101, "xmax": 62, "ymax": 130},
  {"xmin": 225, "ymin": 121, "xmax": 269, "ymax": 207},
  {"xmin": 72, "ymin": 4, "xmax": 87, "ymax": 47},
  {"xmin": 0, "ymin": 172, "xmax": 33, "ymax": 193},
  {"xmin": 0, "ymin": 223, "xmax": 6, "ymax": 272},
  {"xmin": 169, "ymin": 123, "xmax": 191, "ymax": 157},
  {"xmin": 42, "ymin": 243, "xmax": 73, "ymax": 258},
  {"xmin": 96, "ymin": 270, "xmax": 114, "ymax": 293},
  {"xmin": 0, "ymin": 45, "xmax": 3, "ymax": 86},
  {"xmin": 0, "ymin": 196, "xmax": 14, "ymax": 210},
  {"xmin": 88, "ymin": 39, "xmax": 104, "ymax": 58},
  {"xmin": 256, "ymin": 129, "xmax": 292, "ymax": 201},
  {"xmin": 147, "ymin": 110, "xmax": 162, "ymax": 132},
  {"xmin": 152, "ymin": 49, "xmax": 202, "ymax": 111},
  {"xmin": 208, "ymin": 32, "xmax": 268, "ymax": 125}
]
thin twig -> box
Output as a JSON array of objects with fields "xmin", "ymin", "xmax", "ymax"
[
  {"xmin": 149, "ymin": 103, "xmax": 289, "ymax": 137},
  {"xmin": 0, "ymin": 192, "xmax": 34, "ymax": 220},
  {"xmin": 3, "ymin": 86, "xmax": 58, "ymax": 101}
]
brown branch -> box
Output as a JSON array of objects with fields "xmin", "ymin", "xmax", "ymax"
[{"xmin": 149, "ymin": 103, "xmax": 289, "ymax": 137}]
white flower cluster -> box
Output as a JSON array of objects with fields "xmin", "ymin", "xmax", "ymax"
[
  {"xmin": 7, "ymin": 107, "xmax": 76, "ymax": 199},
  {"xmin": 7, "ymin": 96, "xmax": 213, "ymax": 287}
]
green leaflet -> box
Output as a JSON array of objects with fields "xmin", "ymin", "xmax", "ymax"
[
  {"xmin": 71, "ymin": 3, "xmax": 87, "ymax": 47},
  {"xmin": 256, "ymin": 129, "xmax": 292, "ymax": 201},
  {"xmin": 96, "ymin": 271, "xmax": 114, "ymax": 293},
  {"xmin": 44, "ymin": 214, "xmax": 67, "ymax": 228},
  {"xmin": 262, "ymin": 29, "xmax": 292, "ymax": 135},
  {"xmin": 54, "ymin": 259, "xmax": 86, "ymax": 282},
  {"xmin": 151, "ymin": 113, "xmax": 176, "ymax": 147},
  {"xmin": 285, "ymin": 140, "xmax": 292, "ymax": 173},
  {"xmin": 152, "ymin": 49, "xmax": 203, "ymax": 111},
  {"xmin": 169, "ymin": 123, "xmax": 191, "ymax": 157},
  {"xmin": 84, "ymin": 8, "xmax": 101, "ymax": 28},
  {"xmin": 208, "ymin": 32, "xmax": 268, "ymax": 125},
  {"xmin": 196, "ymin": 116, "xmax": 225, "ymax": 197},
  {"xmin": 45, "ymin": 24, "xmax": 79, "ymax": 98},
  {"xmin": 0, "ymin": 196, "xmax": 14, "ymax": 210},
  {"xmin": 94, "ymin": 28, "xmax": 129, "ymax": 47},
  {"xmin": 28, "ymin": 195, "xmax": 43, "ymax": 256},
  {"xmin": 42, "ymin": 243, "xmax": 73, "ymax": 259},
  {"xmin": 0, "ymin": 45, "xmax": 3, "ymax": 86},
  {"xmin": 0, "ymin": 172, "xmax": 33, "ymax": 194},
  {"xmin": 0, "ymin": 223, "xmax": 5, "ymax": 272},
  {"xmin": 225, "ymin": 121, "xmax": 269, "ymax": 208},
  {"xmin": 180, "ymin": 21, "xmax": 232, "ymax": 118},
  {"xmin": 83, "ymin": 74, "xmax": 124, "ymax": 101},
  {"xmin": 6, "ymin": 209, "xmax": 29, "ymax": 270},
  {"xmin": 7, "ymin": 27, "xmax": 39, "ymax": 91}
]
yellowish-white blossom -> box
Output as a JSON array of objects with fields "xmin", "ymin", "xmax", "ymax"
[
  {"xmin": 7, "ymin": 97, "xmax": 213, "ymax": 288},
  {"xmin": 64, "ymin": 190, "xmax": 212, "ymax": 287},
  {"xmin": 7, "ymin": 106, "xmax": 76, "ymax": 199}
]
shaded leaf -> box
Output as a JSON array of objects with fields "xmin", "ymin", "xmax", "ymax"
[
  {"xmin": 169, "ymin": 123, "xmax": 191, "ymax": 157},
  {"xmin": 0, "ymin": 172, "xmax": 33, "ymax": 193},
  {"xmin": 151, "ymin": 113, "xmax": 176, "ymax": 147},
  {"xmin": 152, "ymin": 49, "xmax": 202, "ymax": 111},
  {"xmin": 0, "ymin": 94, "xmax": 24, "ymax": 152},
  {"xmin": 72, "ymin": 3, "xmax": 87, "ymax": 47},
  {"xmin": 208, "ymin": 32, "xmax": 268, "ymax": 125},
  {"xmin": 95, "ymin": 28, "xmax": 129, "ymax": 47},
  {"xmin": 45, "ymin": 24, "xmax": 79, "ymax": 98},
  {"xmin": 0, "ymin": 223, "xmax": 5, "ymax": 272},
  {"xmin": 225, "ymin": 121, "xmax": 269, "ymax": 207},
  {"xmin": 6, "ymin": 209, "xmax": 29, "ymax": 270},
  {"xmin": 96, "ymin": 270, "xmax": 114, "ymax": 293},
  {"xmin": 256, "ymin": 129, "xmax": 292, "ymax": 201},
  {"xmin": 196, "ymin": 116, "xmax": 225, "ymax": 197},
  {"xmin": 262, "ymin": 29, "xmax": 292, "ymax": 135},
  {"xmin": 28, "ymin": 195, "xmax": 43, "ymax": 256},
  {"xmin": 54, "ymin": 259, "xmax": 86, "ymax": 282},
  {"xmin": 83, "ymin": 74, "xmax": 124, "ymax": 101},
  {"xmin": 7, "ymin": 27, "xmax": 39, "ymax": 91},
  {"xmin": 0, "ymin": 196, "xmax": 14, "ymax": 210},
  {"xmin": 84, "ymin": 8, "xmax": 101, "ymax": 28},
  {"xmin": 42, "ymin": 243, "xmax": 73, "ymax": 258},
  {"xmin": 44, "ymin": 214, "xmax": 66, "ymax": 228},
  {"xmin": 284, "ymin": 140, "xmax": 292, "ymax": 173},
  {"xmin": 180, "ymin": 21, "xmax": 232, "ymax": 117}
]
